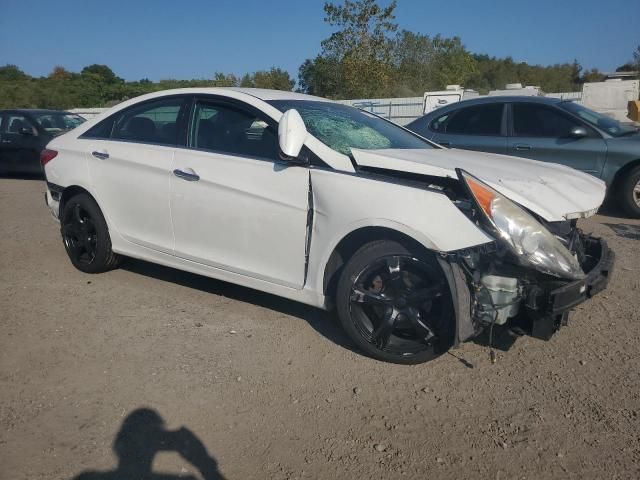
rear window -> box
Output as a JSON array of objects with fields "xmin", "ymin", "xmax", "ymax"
[
  {"xmin": 81, "ymin": 97, "xmax": 187, "ymax": 146},
  {"xmin": 112, "ymin": 100, "xmax": 183, "ymax": 145},
  {"xmin": 444, "ymin": 104, "xmax": 503, "ymax": 135},
  {"xmin": 33, "ymin": 113, "xmax": 85, "ymax": 133}
]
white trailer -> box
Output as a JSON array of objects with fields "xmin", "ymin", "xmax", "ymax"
[
  {"xmin": 581, "ymin": 79, "xmax": 640, "ymax": 122},
  {"xmin": 422, "ymin": 85, "xmax": 479, "ymax": 115}
]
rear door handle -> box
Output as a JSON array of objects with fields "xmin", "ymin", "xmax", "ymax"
[
  {"xmin": 173, "ymin": 168, "xmax": 200, "ymax": 182},
  {"xmin": 514, "ymin": 144, "xmax": 531, "ymax": 151},
  {"xmin": 92, "ymin": 150, "xmax": 109, "ymax": 160}
]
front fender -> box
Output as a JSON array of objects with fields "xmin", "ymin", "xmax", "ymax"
[{"xmin": 306, "ymin": 168, "xmax": 493, "ymax": 294}]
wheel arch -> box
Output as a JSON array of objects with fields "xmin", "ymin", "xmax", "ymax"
[
  {"xmin": 59, "ymin": 185, "xmax": 96, "ymax": 215},
  {"xmin": 610, "ymin": 158, "xmax": 640, "ymax": 190},
  {"xmin": 321, "ymin": 225, "xmax": 440, "ymax": 301}
]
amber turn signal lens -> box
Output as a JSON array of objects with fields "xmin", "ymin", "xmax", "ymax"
[{"xmin": 465, "ymin": 175, "xmax": 495, "ymax": 218}]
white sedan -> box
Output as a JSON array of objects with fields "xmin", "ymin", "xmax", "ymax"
[{"xmin": 42, "ymin": 88, "xmax": 614, "ymax": 364}]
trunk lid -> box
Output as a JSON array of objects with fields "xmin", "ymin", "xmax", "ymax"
[{"xmin": 351, "ymin": 148, "xmax": 607, "ymax": 221}]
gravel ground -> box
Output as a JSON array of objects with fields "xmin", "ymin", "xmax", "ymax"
[{"xmin": 1, "ymin": 177, "xmax": 639, "ymax": 480}]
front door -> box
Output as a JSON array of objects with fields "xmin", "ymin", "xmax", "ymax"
[
  {"xmin": 171, "ymin": 99, "xmax": 309, "ymax": 288},
  {"xmin": 507, "ymin": 102, "xmax": 608, "ymax": 176}
]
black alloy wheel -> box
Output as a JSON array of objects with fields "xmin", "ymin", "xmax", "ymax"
[
  {"xmin": 62, "ymin": 203, "xmax": 98, "ymax": 267},
  {"xmin": 336, "ymin": 240, "xmax": 454, "ymax": 364},
  {"xmin": 60, "ymin": 193, "xmax": 121, "ymax": 273}
]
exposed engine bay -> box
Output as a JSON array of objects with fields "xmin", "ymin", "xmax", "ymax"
[{"xmin": 357, "ymin": 164, "xmax": 615, "ymax": 346}]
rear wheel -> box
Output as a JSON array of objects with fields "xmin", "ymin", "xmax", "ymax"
[
  {"xmin": 335, "ymin": 240, "xmax": 454, "ymax": 364},
  {"xmin": 618, "ymin": 166, "xmax": 640, "ymax": 218},
  {"xmin": 60, "ymin": 193, "xmax": 121, "ymax": 273}
]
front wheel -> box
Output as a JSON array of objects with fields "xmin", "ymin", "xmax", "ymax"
[
  {"xmin": 335, "ymin": 240, "xmax": 455, "ymax": 364},
  {"xmin": 618, "ymin": 166, "xmax": 640, "ymax": 218},
  {"xmin": 60, "ymin": 193, "xmax": 121, "ymax": 273}
]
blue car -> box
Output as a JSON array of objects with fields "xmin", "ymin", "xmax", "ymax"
[{"xmin": 406, "ymin": 96, "xmax": 640, "ymax": 217}]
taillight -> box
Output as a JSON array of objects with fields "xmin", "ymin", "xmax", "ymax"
[{"xmin": 40, "ymin": 149, "xmax": 58, "ymax": 166}]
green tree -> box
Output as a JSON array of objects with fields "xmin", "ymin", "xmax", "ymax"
[
  {"xmin": 298, "ymin": 56, "xmax": 343, "ymax": 96},
  {"xmin": 0, "ymin": 64, "xmax": 30, "ymax": 81},
  {"xmin": 212, "ymin": 72, "xmax": 239, "ymax": 87},
  {"xmin": 322, "ymin": 0, "xmax": 397, "ymax": 60},
  {"xmin": 299, "ymin": 0, "xmax": 398, "ymax": 98},
  {"xmin": 239, "ymin": 68, "xmax": 295, "ymax": 90},
  {"xmin": 81, "ymin": 64, "xmax": 122, "ymax": 83}
]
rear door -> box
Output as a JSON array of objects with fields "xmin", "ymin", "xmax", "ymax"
[
  {"xmin": 507, "ymin": 102, "xmax": 608, "ymax": 175},
  {"xmin": 429, "ymin": 103, "xmax": 508, "ymax": 154},
  {"xmin": 82, "ymin": 96, "xmax": 190, "ymax": 253}
]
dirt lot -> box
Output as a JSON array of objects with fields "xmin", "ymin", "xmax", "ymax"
[{"xmin": 1, "ymin": 177, "xmax": 639, "ymax": 480}]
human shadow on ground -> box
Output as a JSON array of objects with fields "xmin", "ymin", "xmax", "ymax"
[
  {"xmin": 120, "ymin": 258, "xmax": 358, "ymax": 355},
  {"xmin": 72, "ymin": 408, "xmax": 225, "ymax": 480}
]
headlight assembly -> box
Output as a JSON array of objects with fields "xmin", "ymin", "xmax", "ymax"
[{"xmin": 459, "ymin": 169, "xmax": 585, "ymax": 280}]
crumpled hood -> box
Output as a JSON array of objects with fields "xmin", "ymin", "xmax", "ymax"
[{"xmin": 351, "ymin": 148, "xmax": 607, "ymax": 221}]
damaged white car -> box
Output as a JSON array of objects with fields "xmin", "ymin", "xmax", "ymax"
[{"xmin": 42, "ymin": 88, "xmax": 615, "ymax": 364}]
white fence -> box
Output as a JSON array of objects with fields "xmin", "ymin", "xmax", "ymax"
[{"xmin": 336, "ymin": 96, "xmax": 424, "ymax": 126}]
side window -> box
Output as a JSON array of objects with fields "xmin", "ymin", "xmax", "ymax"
[
  {"xmin": 191, "ymin": 101, "xmax": 278, "ymax": 160},
  {"xmin": 445, "ymin": 104, "xmax": 503, "ymax": 135},
  {"xmin": 429, "ymin": 112, "xmax": 452, "ymax": 133},
  {"xmin": 512, "ymin": 104, "xmax": 579, "ymax": 138},
  {"xmin": 6, "ymin": 114, "xmax": 36, "ymax": 134},
  {"xmin": 82, "ymin": 116, "xmax": 116, "ymax": 139},
  {"xmin": 0, "ymin": 114, "xmax": 4, "ymax": 131},
  {"xmin": 111, "ymin": 98, "xmax": 185, "ymax": 145}
]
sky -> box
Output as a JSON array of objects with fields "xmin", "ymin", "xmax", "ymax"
[{"xmin": 0, "ymin": 0, "xmax": 638, "ymax": 82}]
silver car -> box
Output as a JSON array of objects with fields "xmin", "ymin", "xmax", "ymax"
[{"xmin": 407, "ymin": 96, "xmax": 640, "ymax": 217}]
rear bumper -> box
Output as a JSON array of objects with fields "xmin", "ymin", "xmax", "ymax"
[{"xmin": 45, "ymin": 182, "xmax": 63, "ymax": 220}]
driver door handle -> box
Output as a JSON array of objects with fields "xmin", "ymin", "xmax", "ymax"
[
  {"xmin": 92, "ymin": 150, "xmax": 109, "ymax": 160},
  {"xmin": 173, "ymin": 168, "xmax": 200, "ymax": 182},
  {"xmin": 514, "ymin": 144, "xmax": 531, "ymax": 151}
]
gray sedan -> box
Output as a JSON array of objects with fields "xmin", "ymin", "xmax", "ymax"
[{"xmin": 406, "ymin": 96, "xmax": 640, "ymax": 217}]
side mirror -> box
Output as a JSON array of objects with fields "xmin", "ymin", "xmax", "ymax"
[
  {"xmin": 278, "ymin": 109, "xmax": 307, "ymax": 159},
  {"xmin": 19, "ymin": 127, "xmax": 35, "ymax": 136},
  {"xmin": 569, "ymin": 126, "xmax": 587, "ymax": 139}
]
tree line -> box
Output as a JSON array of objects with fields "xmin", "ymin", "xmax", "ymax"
[
  {"xmin": 0, "ymin": 64, "xmax": 294, "ymax": 109},
  {"xmin": 1, "ymin": 0, "xmax": 638, "ymax": 110}
]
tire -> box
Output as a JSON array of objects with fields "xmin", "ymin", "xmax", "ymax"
[
  {"xmin": 617, "ymin": 166, "xmax": 640, "ymax": 218},
  {"xmin": 60, "ymin": 193, "xmax": 121, "ymax": 273},
  {"xmin": 335, "ymin": 239, "xmax": 455, "ymax": 364}
]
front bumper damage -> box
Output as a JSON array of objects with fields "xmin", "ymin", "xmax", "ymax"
[
  {"xmin": 443, "ymin": 233, "xmax": 615, "ymax": 345},
  {"xmin": 525, "ymin": 235, "xmax": 614, "ymax": 339}
]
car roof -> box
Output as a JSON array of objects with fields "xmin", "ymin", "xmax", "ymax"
[
  {"xmin": 226, "ymin": 88, "xmax": 328, "ymax": 102},
  {"xmin": 450, "ymin": 95, "xmax": 564, "ymax": 107},
  {"xmin": 126, "ymin": 87, "xmax": 329, "ymax": 103}
]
